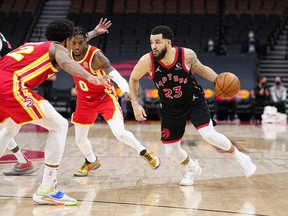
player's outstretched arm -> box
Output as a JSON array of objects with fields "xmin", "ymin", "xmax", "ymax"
[
  {"xmin": 87, "ymin": 18, "xmax": 112, "ymax": 41},
  {"xmin": 52, "ymin": 43, "xmax": 111, "ymax": 87}
]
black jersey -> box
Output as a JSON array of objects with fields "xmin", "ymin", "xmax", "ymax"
[
  {"xmin": 0, "ymin": 33, "xmax": 11, "ymax": 57},
  {"xmin": 150, "ymin": 47, "xmax": 205, "ymax": 106}
]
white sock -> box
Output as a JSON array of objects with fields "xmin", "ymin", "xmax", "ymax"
[
  {"xmin": 14, "ymin": 149, "xmax": 28, "ymax": 164},
  {"xmin": 232, "ymin": 148, "xmax": 242, "ymax": 159},
  {"xmin": 40, "ymin": 165, "xmax": 58, "ymax": 188},
  {"xmin": 85, "ymin": 152, "xmax": 97, "ymax": 163},
  {"xmin": 186, "ymin": 159, "xmax": 197, "ymax": 170}
]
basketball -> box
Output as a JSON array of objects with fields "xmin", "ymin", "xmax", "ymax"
[{"xmin": 213, "ymin": 72, "xmax": 240, "ymax": 99}]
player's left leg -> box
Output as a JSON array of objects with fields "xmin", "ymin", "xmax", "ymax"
[
  {"xmin": 108, "ymin": 112, "xmax": 160, "ymax": 169},
  {"xmin": 73, "ymin": 125, "xmax": 100, "ymax": 177},
  {"xmin": 4, "ymin": 139, "xmax": 36, "ymax": 175},
  {"xmin": 197, "ymin": 120, "xmax": 256, "ymax": 177}
]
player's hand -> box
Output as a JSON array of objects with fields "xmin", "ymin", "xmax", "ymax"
[
  {"xmin": 88, "ymin": 75, "xmax": 112, "ymax": 88},
  {"xmin": 123, "ymin": 92, "xmax": 131, "ymax": 101},
  {"xmin": 132, "ymin": 103, "xmax": 147, "ymax": 121},
  {"xmin": 94, "ymin": 18, "xmax": 112, "ymax": 36}
]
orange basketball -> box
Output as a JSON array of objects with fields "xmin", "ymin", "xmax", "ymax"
[{"xmin": 213, "ymin": 72, "xmax": 240, "ymax": 99}]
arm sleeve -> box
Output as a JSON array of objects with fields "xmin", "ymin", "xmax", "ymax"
[{"xmin": 110, "ymin": 70, "xmax": 130, "ymax": 93}]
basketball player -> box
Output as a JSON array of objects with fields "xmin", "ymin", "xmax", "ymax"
[
  {"xmin": 0, "ymin": 19, "xmax": 111, "ymax": 205},
  {"xmin": 129, "ymin": 25, "xmax": 256, "ymax": 186},
  {"xmin": 71, "ymin": 26, "xmax": 160, "ymax": 177},
  {"xmin": 2, "ymin": 18, "xmax": 112, "ymax": 177},
  {"xmin": 0, "ymin": 32, "xmax": 37, "ymax": 175}
]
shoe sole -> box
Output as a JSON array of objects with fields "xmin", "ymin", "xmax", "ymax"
[
  {"xmin": 179, "ymin": 166, "xmax": 202, "ymax": 186},
  {"xmin": 152, "ymin": 157, "xmax": 161, "ymax": 170},
  {"xmin": 32, "ymin": 194, "xmax": 78, "ymax": 206},
  {"xmin": 3, "ymin": 167, "xmax": 37, "ymax": 176},
  {"xmin": 245, "ymin": 163, "xmax": 256, "ymax": 177},
  {"xmin": 73, "ymin": 163, "xmax": 101, "ymax": 177}
]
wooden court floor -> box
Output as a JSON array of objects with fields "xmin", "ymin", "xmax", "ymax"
[{"xmin": 0, "ymin": 121, "xmax": 287, "ymax": 216}]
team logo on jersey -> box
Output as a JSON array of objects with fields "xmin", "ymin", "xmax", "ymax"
[
  {"xmin": 175, "ymin": 63, "xmax": 182, "ymax": 70},
  {"xmin": 155, "ymin": 66, "xmax": 162, "ymax": 73},
  {"xmin": 24, "ymin": 97, "xmax": 34, "ymax": 107},
  {"xmin": 83, "ymin": 61, "xmax": 89, "ymax": 68},
  {"xmin": 162, "ymin": 128, "xmax": 170, "ymax": 139}
]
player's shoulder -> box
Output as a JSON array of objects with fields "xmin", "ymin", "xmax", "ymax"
[
  {"xmin": 183, "ymin": 47, "xmax": 196, "ymax": 57},
  {"xmin": 138, "ymin": 53, "xmax": 151, "ymax": 65}
]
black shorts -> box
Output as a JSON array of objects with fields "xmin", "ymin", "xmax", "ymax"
[{"xmin": 159, "ymin": 98, "xmax": 212, "ymax": 143}]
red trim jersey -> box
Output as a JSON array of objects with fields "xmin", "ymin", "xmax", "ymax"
[
  {"xmin": 71, "ymin": 45, "xmax": 121, "ymax": 125},
  {"xmin": 150, "ymin": 47, "xmax": 205, "ymax": 107},
  {"xmin": 0, "ymin": 41, "xmax": 59, "ymax": 124}
]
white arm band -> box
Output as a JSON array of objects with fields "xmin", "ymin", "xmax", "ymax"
[{"xmin": 110, "ymin": 70, "xmax": 130, "ymax": 93}]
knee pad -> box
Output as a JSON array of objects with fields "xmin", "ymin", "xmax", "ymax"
[
  {"xmin": 2, "ymin": 118, "xmax": 20, "ymax": 138},
  {"xmin": 164, "ymin": 142, "xmax": 187, "ymax": 163},
  {"xmin": 198, "ymin": 123, "xmax": 231, "ymax": 151}
]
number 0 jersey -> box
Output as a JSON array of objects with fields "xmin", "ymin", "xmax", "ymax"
[{"xmin": 71, "ymin": 45, "xmax": 116, "ymax": 101}]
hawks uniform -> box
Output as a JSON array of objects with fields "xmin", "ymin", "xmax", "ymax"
[
  {"xmin": 71, "ymin": 45, "xmax": 121, "ymax": 125},
  {"xmin": 0, "ymin": 41, "xmax": 58, "ymax": 125},
  {"xmin": 150, "ymin": 47, "xmax": 212, "ymax": 143}
]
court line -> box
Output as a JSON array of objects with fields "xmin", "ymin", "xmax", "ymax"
[{"xmin": 0, "ymin": 195, "xmax": 268, "ymax": 216}]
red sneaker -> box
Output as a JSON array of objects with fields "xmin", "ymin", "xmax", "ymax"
[{"xmin": 4, "ymin": 161, "xmax": 36, "ymax": 176}]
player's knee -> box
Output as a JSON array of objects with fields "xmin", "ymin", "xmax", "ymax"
[
  {"xmin": 201, "ymin": 131, "xmax": 216, "ymax": 143},
  {"xmin": 165, "ymin": 145, "xmax": 187, "ymax": 163},
  {"xmin": 75, "ymin": 134, "xmax": 85, "ymax": 145},
  {"xmin": 198, "ymin": 124, "xmax": 217, "ymax": 143},
  {"xmin": 54, "ymin": 117, "xmax": 68, "ymax": 133},
  {"xmin": 2, "ymin": 121, "xmax": 20, "ymax": 138},
  {"xmin": 111, "ymin": 128, "xmax": 127, "ymax": 141}
]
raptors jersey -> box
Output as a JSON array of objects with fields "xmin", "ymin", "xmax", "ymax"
[
  {"xmin": 150, "ymin": 47, "xmax": 205, "ymax": 106},
  {"xmin": 0, "ymin": 41, "xmax": 58, "ymax": 88},
  {"xmin": 71, "ymin": 45, "xmax": 116, "ymax": 101}
]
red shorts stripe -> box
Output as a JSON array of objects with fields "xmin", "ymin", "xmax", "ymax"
[
  {"xmin": 196, "ymin": 123, "xmax": 209, "ymax": 130},
  {"xmin": 162, "ymin": 138, "xmax": 182, "ymax": 144}
]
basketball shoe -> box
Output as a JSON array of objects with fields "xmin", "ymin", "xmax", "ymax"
[
  {"xmin": 4, "ymin": 161, "xmax": 36, "ymax": 176},
  {"xmin": 74, "ymin": 159, "xmax": 101, "ymax": 177},
  {"xmin": 234, "ymin": 152, "xmax": 256, "ymax": 177},
  {"xmin": 180, "ymin": 160, "xmax": 202, "ymax": 186},
  {"xmin": 33, "ymin": 186, "xmax": 77, "ymax": 206},
  {"xmin": 141, "ymin": 149, "xmax": 160, "ymax": 170}
]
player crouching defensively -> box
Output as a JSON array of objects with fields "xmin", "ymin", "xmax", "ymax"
[{"xmin": 70, "ymin": 26, "xmax": 160, "ymax": 177}]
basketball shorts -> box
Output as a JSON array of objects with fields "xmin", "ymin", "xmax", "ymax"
[
  {"xmin": 160, "ymin": 98, "xmax": 212, "ymax": 143},
  {"xmin": 0, "ymin": 77, "xmax": 46, "ymax": 125},
  {"xmin": 71, "ymin": 94, "xmax": 123, "ymax": 125}
]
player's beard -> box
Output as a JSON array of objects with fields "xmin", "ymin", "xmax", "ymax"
[{"xmin": 153, "ymin": 46, "xmax": 167, "ymax": 61}]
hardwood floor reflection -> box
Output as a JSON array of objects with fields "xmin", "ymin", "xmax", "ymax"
[{"xmin": 0, "ymin": 122, "xmax": 287, "ymax": 216}]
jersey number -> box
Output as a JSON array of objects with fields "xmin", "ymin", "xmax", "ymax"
[
  {"xmin": 78, "ymin": 80, "xmax": 89, "ymax": 92},
  {"xmin": 163, "ymin": 86, "xmax": 182, "ymax": 99},
  {"xmin": 7, "ymin": 46, "xmax": 34, "ymax": 61}
]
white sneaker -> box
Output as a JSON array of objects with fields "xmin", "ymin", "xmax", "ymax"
[
  {"xmin": 235, "ymin": 153, "xmax": 256, "ymax": 177},
  {"xmin": 180, "ymin": 160, "xmax": 202, "ymax": 186},
  {"xmin": 33, "ymin": 186, "xmax": 78, "ymax": 206}
]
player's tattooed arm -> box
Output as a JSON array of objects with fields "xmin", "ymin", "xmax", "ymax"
[
  {"xmin": 186, "ymin": 48, "xmax": 218, "ymax": 82},
  {"xmin": 92, "ymin": 51, "xmax": 115, "ymax": 73}
]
